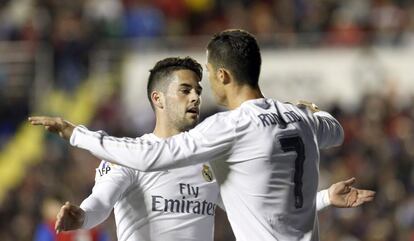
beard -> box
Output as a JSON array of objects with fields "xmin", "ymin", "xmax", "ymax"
[
  {"xmin": 176, "ymin": 117, "xmax": 198, "ymax": 132},
  {"xmin": 166, "ymin": 111, "xmax": 198, "ymax": 132}
]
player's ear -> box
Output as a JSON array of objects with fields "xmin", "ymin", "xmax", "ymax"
[
  {"xmin": 217, "ymin": 68, "xmax": 231, "ymax": 85},
  {"xmin": 151, "ymin": 91, "xmax": 164, "ymax": 109}
]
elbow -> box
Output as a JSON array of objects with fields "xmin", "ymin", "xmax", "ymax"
[
  {"xmin": 339, "ymin": 127, "xmax": 345, "ymax": 144},
  {"xmin": 318, "ymin": 123, "xmax": 345, "ymax": 149},
  {"xmin": 335, "ymin": 125, "xmax": 345, "ymax": 146},
  {"xmin": 329, "ymin": 125, "xmax": 344, "ymax": 148},
  {"xmin": 338, "ymin": 119, "xmax": 345, "ymax": 142}
]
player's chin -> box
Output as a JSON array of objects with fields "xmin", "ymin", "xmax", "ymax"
[
  {"xmin": 185, "ymin": 114, "xmax": 199, "ymax": 125},
  {"xmin": 186, "ymin": 112, "xmax": 199, "ymax": 120}
]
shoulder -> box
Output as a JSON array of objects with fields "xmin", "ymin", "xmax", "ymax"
[
  {"xmin": 276, "ymin": 100, "xmax": 314, "ymax": 121},
  {"xmin": 194, "ymin": 111, "xmax": 236, "ymax": 132},
  {"xmin": 275, "ymin": 100, "xmax": 303, "ymax": 113},
  {"xmin": 185, "ymin": 111, "xmax": 240, "ymax": 145},
  {"xmin": 95, "ymin": 160, "xmax": 135, "ymax": 181}
]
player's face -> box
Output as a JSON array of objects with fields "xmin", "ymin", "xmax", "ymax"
[
  {"xmin": 164, "ymin": 69, "xmax": 202, "ymax": 131},
  {"xmin": 205, "ymin": 56, "xmax": 226, "ymax": 106}
]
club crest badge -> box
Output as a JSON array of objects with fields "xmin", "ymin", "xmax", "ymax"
[{"xmin": 202, "ymin": 164, "xmax": 214, "ymax": 182}]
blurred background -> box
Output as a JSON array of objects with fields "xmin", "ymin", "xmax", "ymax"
[{"xmin": 0, "ymin": 0, "xmax": 413, "ymax": 240}]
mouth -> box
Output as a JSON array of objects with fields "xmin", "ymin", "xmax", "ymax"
[{"xmin": 186, "ymin": 107, "xmax": 200, "ymax": 115}]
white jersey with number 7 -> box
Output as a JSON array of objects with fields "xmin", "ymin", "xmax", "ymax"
[{"xmin": 70, "ymin": 98, "xmax": 344, "ymax": 241}]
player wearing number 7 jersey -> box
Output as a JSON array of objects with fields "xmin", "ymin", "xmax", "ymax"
[{"xmin": 31, "ymin": 30, "xmax": 349, "ymax": 241}]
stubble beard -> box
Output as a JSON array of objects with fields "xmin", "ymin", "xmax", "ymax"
[{"xmin": 167, "ymin": 111, "xmax": 198, "ymax": 133}]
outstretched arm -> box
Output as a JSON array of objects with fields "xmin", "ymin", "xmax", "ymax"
[
  {"xmin": 317, "ymin": 177, "xmax": 375, "ymax": 211},
  {"xmin": 29, "ymin": 115, "xmax": 235, "ymax": 171}
]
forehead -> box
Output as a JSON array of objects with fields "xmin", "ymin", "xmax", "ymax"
[{"xmin": 169, "ymin": 69, "xmax": 201, "ymax": 87}]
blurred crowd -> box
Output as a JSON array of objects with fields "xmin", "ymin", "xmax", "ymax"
[
  {"xmin": 318, "ymin": 93, "xmax": 414, "ymax": 241},
  {"xmin": 2, "ymin": 0, "xmax": 414, "ymax": 145},
  {"xmin": 1, "ymin": 0, "xmax": 414, "ymax": 45},
  {"xmin": 0, "ymin": 0, "xmax": 414, "ymax": 240}
]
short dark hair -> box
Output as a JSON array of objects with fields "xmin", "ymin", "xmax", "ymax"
[
  {"xmin": 207, "ymin": 29, "xmax": 261, "ymax": 87},
  {"xmin": 147, "ymin": 57, "xmax": 203, "ymax": 108}
]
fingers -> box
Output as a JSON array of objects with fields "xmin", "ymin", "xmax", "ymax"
[
  {"xmin": 296, "ymin": 100, "xmax": 313, "ymax": 106},
  {"xmin": 352, "ymin": 195, "xmax": 375, "ymax": 207},
  {"xmin": 343, "ymin": 177, "xmax": 356, "ymax": 187},
  {"xmin": 357, "ymin": 189, "xmax": 376, "ymax": 200},
  {"xmin": 55, "ymin": 204, "xmax": 66, "ymax": 233},
  {"xmin": 69, "ymin": 205, "xmax": 82, "ymax": 216},
  {"xmin": 28, "ymin": 116, "xmax": 62, "ymax": 126},
  {"xmin": 55, "ymin": 202, "xmax": 71, "ymax": 234},
  {"xmin": 334, "ymin": 177, "xmax": 356, "ymax": 195},
  {"xmin": 29, "ymin": 116, "xmax": 74, "ymax": 140},
  {"xmin": 351, "ymin": 189, "xmax": 376, "ymax": 207},
  {"xmin": 28, "ymin": 116, "xmax": 47, "ymax": 125},
  {"xmin": 296, "ymin": 100, "xmax": 319, "ymax": 113}
]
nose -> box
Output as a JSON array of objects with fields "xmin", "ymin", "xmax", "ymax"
[{"xmin": 190, "ymin": 91, "xmax": 201, "ymax": 106}]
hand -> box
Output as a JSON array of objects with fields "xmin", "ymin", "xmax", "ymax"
[
  {"xmin": 296, "ymin": 100, "xmax": 320, "ymax": 113},
  {"xmin": 55, "ymin": 202, "xmax": 85, "ymax": 233},
  {"xmin": 328, "ymin": 177, "xmax": 375, "ymax": 208},
  {"xmin": 28, "ymin": 116, "xmax": 75, "ymax": 141}
]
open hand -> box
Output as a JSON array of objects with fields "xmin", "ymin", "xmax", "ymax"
[
  {"xmin": 28, "ymin": 116, "xmax": 75, "ymax": 140},
  {"xmin": 329, "ymin": 177, "xmax": 375, "ymax": 208}
]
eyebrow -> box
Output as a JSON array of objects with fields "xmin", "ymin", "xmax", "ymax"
[{"xmin": 179, "ymin": 83, "xmax": 203, "ymax": 91}]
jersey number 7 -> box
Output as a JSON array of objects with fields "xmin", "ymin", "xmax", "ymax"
[{"xmin": 280, "ymin": 136, "xmax": 305, "ymax": 209}]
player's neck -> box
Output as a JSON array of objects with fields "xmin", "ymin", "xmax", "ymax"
[
  {"xmin": 225, "ymin": 84, "xmax": 264, "ymax": 110},
  {"xmin": 152, "ymin": 117, "xmax": 181, "ymax": 138}
]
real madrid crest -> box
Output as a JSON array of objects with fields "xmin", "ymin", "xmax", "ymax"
[{"xmin": 201, "ymin": 164, "xmax": 214, "ymax": 182}]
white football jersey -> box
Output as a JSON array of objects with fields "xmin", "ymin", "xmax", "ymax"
[
  {"xmin": 79, "ymin": 133, "xmax": 220, "ymax": 241},
  {"xmin": 71, "ymin": 98, "xmax": 344, "ymax": 241}
]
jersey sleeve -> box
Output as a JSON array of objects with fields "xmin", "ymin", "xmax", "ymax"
[
  {"xmin": 70, "ymin": 114, "xmax": 236, "ymax": 171},
  {"xmin": 80, "ymin": 161, "xmax": 134, "ymax": 229},
  {"xmin": 312, "ymin": 111, "xmax": 344, "ymax": 149},
  {"xmin": 295, "ymin": 105, "xmax": 344, "ymax": 149},
  {"xmin": 316, "ymin": 189, "xmax": 331, "ymax": 211}
]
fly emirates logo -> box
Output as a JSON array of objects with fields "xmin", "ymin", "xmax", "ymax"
[{"xmin": 151, "ymin": 183, "xmax": 216, "ymax": 216}]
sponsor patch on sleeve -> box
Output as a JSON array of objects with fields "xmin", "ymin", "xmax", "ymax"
[{"xmin": 95, "ymin": 161, "xmax": 118, "ymax": 180}]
